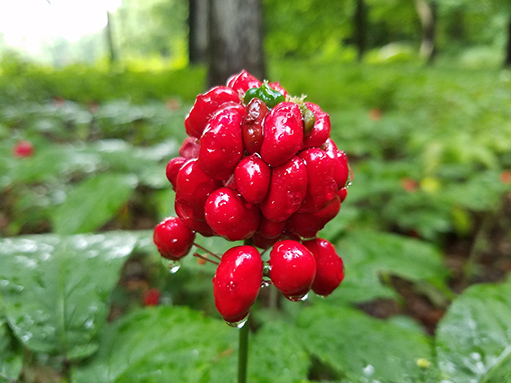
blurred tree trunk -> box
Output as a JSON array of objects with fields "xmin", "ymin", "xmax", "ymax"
[
  {"xmin": 504, "ymin": 16, "xmax": 511, "ymax": 67},
  {"xmin": 188, "ymin": 0, "xmax": 209, "ymax": 64},
  {"xmin": 106, "ymin": 11, "xmax": 118, "ymax": 65},
  {"xmin": 416, "ymin": 0, "xmax": 437, "ymax": 64},
  {"xmin": 354, "ymin": 0, "xmax": 367, "ymax": 62},
  {"xmin": 208, "ymin": 0, "xmax": 266, "ymax": 88}
]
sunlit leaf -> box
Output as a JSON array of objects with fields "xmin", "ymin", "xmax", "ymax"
[
  {"xmin": 51, "ymin": 173, "xmax": 138, "ymax": 234},
  {"xmin": 0, "ymin": 320, "xmax": 22, "ymax": 382},
  {"xmin": 298, "ymin": 303, "xmax": 436, "ymax": 383},
  {"xmin": 0, "ymin": 232, "xmax": 139, "ymax": 360},
  {"xmin": 436, "ymin": 278, "xmax": 511, "ymax": 383},
  {"xmin": 331, "ymin": 230, "xmax": 449, "ymax": 304}
]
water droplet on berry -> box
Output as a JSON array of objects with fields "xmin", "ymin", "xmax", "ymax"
[
  {"xmin": 226, "ymin": 316, "xmax": 249, "ymax": 328},
  {"xmin": 161, "ymin": 258, "xmax": 182, "ymax": 274},
  {"xmin": 285, "ymin": 293, "xmax": 309, "ymax": 302}
]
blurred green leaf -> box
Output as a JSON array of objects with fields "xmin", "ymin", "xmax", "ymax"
[
  {"xmin": 72, "ymin": 306, "xmax": 238, "ymax": 383},
  {"xmin": 0, "ymin": 232, "xmax": 139, "ymax": 360},
  {"xmin": 0, "ymin": 320, "xmax": 22, "ymax": 383},
  {"xmin": 51, "ymin": 173, "xmax": 138, "ymax": 234},
  {"xmin": 436, "ymin": 278, "xmax": 511, "ymax": 383},
  {"xmin": 297, "ymin": 303, "xmax": 436, "ymax": 383},
  {"xmin": 332, "ymin": 230, "xmax": 449, "ymax": 304}
]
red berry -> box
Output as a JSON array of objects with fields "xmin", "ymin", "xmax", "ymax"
[
  {"xmin": 179, "ymin": 137, "xmax": 200, "ymax": 159},
  {"xmin": 226, "ymin": 70, "xmax": 262, "ymax": 95},
  {"xmin": 204, "ymin": 187, "xmax": 260, "ymax": 241},
  {"xmin": 198, "ymin": 104, "xmax": 245, "ymax": 180},
  {"xmin": 338, "ymin": 188, "xmax": 348, "ymax": 203},
  {"xmin": 298, "ymin": 148, "xmax": 337, "ymax": 213},
  {"xmin": 153, "ymin": 217, "xmax": 196, "ymax": 260},
  {"xmin": 252, "ymin": 232, "xmax": 280, "ymax": 250},
  {"xmin": 13, "ymin": 140, "xmax": 34, "ymax": 158},
  {"xmin": 143, "ymin": 288, "xmax": 161, "ymax": 306},
  {"xmin": 261, "ymin": 102, "xmax": 304, "ymax": 167},
  {"xmin": 185, "ymin": 86, "xmax": 240, "ymax": 138},
  {"xmin": 287, "ymin": 195, "xmax": 341, "ymax": 239},
  {"xmin": 268, "ymin": 82, "xmax": 289, "ymax": 98},
  {"xmin": 303, "ymin": 102, "xmax": 331, "ymax": 149},
  {"xmin": 165, "ymin": 157, "xmax": 188, "ymax": 190},
  {"xmin": 213, "ymin": 245, "xmax": 263, "ymax": 323},
  {"xmin": 234, "ymin": 154, "xmax": 271, "ymax": 205},
  {"xmin": 322, "ymin": 139, "xmax": 350, "ymax": 190},
  {"xmin": 242, "ymin": 98, "xmax": 267, "ymax": 154},
  {"xmin": 260, "ymin": 156, "xmax": 307, "ymax": 222},
  {"xmin": 303, "ymin": 238, "xmax": 344, "ymax": 297},
  {"xmin": 257, "ymin": 216, "xmax": 286, "ymax": 239},
  {"xmin": 175, "ymin": 199, "xmax": 215, "ymax": 237},
  {"xmin": 175, "ymin": 159, "xmax": 221, "ymax": 218},
  {"xmin": 269, "ymin": 240, "xmax": 316, "ymax": 300}
]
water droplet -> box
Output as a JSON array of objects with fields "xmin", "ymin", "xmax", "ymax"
[
  {"xmin": 161, "ymin": 258, "xmax": 181, "ymax": 274},
  {"xmin": 285, "ymin": 293, "xmax": 308, "ymax": 302},
  {"xmin": 226, "ymin": 316, "xmax": 248, "ymax": 328},
  {"xmin": 260, "ymin": 280, "xmax": 271, "ymax": 288}
]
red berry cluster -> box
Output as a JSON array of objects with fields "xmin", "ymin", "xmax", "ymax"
[{"xmin": 153, "ymin": 70, "xmax": 351, "ymax": 325}]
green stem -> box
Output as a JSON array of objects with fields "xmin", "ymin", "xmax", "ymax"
[{"xmin": 238, "ymin": 318, "xmax": 250, "ymax": 383}]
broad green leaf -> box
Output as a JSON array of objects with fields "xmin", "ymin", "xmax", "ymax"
[
  {"xmin": 72, "ymin": 306, "xmax": 238, "ymax": 383},
  {"xmin": 0, "ymin": 320, "xmax": 22, "ymax": 383},
  {"xmin": 52, "ymin": 173, "xmax": 138, "ymax": 234},
  {"xmin": 0, "ymin": 232, "xmax": 138, "ymax": 360},
  {"xmin": 331, "ymin": 230, "xmax": 449, "ymax": 304},
  {"xmin": 436, "ymin": 278, "xmax": 511, "ymax": 383},
  {"xmin": 298, "ymin": 304, "xmax": 436, "ymax": 383},
  {"xmin": 249, "ymin": 321, "xmax": 310, "ymax": 383}
]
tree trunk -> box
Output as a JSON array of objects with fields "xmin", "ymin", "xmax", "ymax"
[
  {"xmin": 188, "ymin": 0, "xmax": 209, "ymax": 65},
  {"xmin": 504, "ymin": 16, "xmax": 511, "ymax": 67},
  {"xmin": 416, "ymin": 0, "xmax": 437, "ymax": 64},
  {"xmin": 106, "ymin": 11, "xmax": 118, "ymax": 65},
  {"xmin": 354, "ymin": 0, "xmax": 367, "ymax": 62},
  {"xmin": 208, "ymin": 0, "xmax": 266, "ymax": 88}
]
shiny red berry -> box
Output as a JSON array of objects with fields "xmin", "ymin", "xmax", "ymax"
[
  {"xmin": 260, "ymin": 156, "xmax": 307, "ymax": 222},
  {"xmin": 213, "ymin": 245, "xmax": 263, "ymax": 323},
  {"xmin": 174, "ymin": 199, "xmax": 215, "ymax": 237},
  {"xmin": 303, "ymin": 238, "xmax": 344, "ymax": 297},
  {"xmin": 165, "ymin": 157, "xmax": 188, "ymax": 191},
  {"xmin": 153, "ymin": 217, "xmax": 196, "ymax": 260},
  {"xmin": 303, "ymin": 102, "xmax": 331, "ymax": 149},
  {"xmin": 234, "ymin": 154, "xmax": 271, "ymax": 205},
  {"xmin": 269, "ymin": 240, "xmax": 316, "ymax": 301},
  {"xmin": 185, "ymin": 86, "xmax": 240, "ymax": 138},
  {"xmin": 242, "ymin": 98, "xmax": 267, "ymax": 154},
  {"xmin": 204, "ymin": 187, "xmax": 260, "ymax": 241},
  {"xmin": 198, "ymin": 104, "xmax": 245, "ymax": 181},
  {"xmin": 268, "ymin": 82, "xmax": 289, "ymax": 98},
  {"xmin": 298, "ymin": 148, "xmax": 337, "ymax": 213},
  {"xmin": 287, "ymin": 195, "xmax": 341, "ymax": 239},
  {"xmin": 260, "ymin": 102, "xmax": 304, "ymax": 167},
  {"xmin": 226, "ymin": 70, "xmax": 262, "ymax": 95}
]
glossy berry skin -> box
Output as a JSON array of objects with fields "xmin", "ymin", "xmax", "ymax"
[
  {"xmin": 257, "ymin": 216, "xmax": 286, "ymax": 239},
  {"xmin": 234, "ymin": 154, "xmax": 271, "ymax": 205},
  {"xmin": 261, "ymin": 102, "xmax": 304, "ymax": 167},
  {"xmin": 185, "ymin": 86, "xmax": 240, "ymax": 138},
  {"xmin": 153, "ymin": 217, "xmax": 196, "ymax": 260},
  {"xmin": 175, "ymin": 159, "xmax": 221, "ymax": 218},
  {"xmin": 213, "ymin": 245, "xmax": 263, "ymax": 323},
  {"xmin": 260, "ymin": 156, "xmax": 307, "ymax": 222},
  {"xmin": 179, "ymin": 137, "xmax": 200, "ymax": 159},
  {"xmin": 269, "ymin": 240, "xmax": 316, "ymax": 300},
  {"xmin": 303, "ymin": 102, "xmax": 331, "ymax": 149},
  {"xmin": 322, "ymin": 139, "xmax": 349, "ymax": 190},
  {"xmin": 198, "ymin": 104, "xmax": 245, "ymax": 181},
  {"xmin": 166, "ymin": 157, "xmax": 188, "ymax": 191},
  {"xmin": 242, "ymin": 98, "xmax": 267, "ymax": 154},
  {"xmin": 338, "ymin": 188, "xmax": 348, "ymax": 203},
  {"xmin": 204, "ymin": 187, "xmax": 260, "ymax": 241},
  {"xmin": 13, "ymin": 140, "xmax": 34, "ymax": 158},
  {"xmin": 298, "ymin": 148, "xmax": 337, "ymax": 213},
  {"xmin": 303, "ymin": 238, "xmax": 344, "ymax": 297},
  {"xmin": 287, "ymin": 195, "xmax": 341, "ymax": 239},
  {"xmin": 174, "ymin": 199, "xmax": 215, "ymax": 237},
  {"xmin": 269, "ymin": 82, "xmax": 289, "ymax": 99},
  {"xmin": 226, "ymin": 70, "xmax": 262, "ymax": 95}
]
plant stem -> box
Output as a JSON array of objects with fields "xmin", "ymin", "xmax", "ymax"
[{"xmin": 238, "ymin": 318, "xmax": 250, "ymax": 383}]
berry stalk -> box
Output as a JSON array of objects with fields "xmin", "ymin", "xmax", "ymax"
[{"xmin": 238, "ymin": 318, "xmax": 250, "ymax": 383}]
